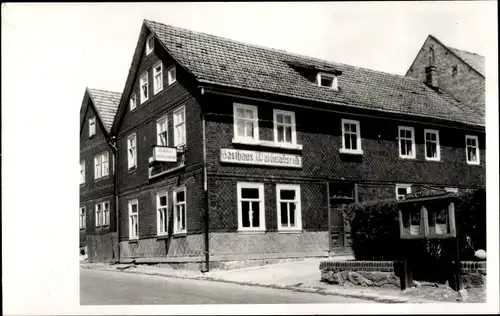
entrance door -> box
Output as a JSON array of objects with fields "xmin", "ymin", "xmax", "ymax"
[{"xmin": 328, "ymin": 182, "xmax": 356, "ymax": 251}]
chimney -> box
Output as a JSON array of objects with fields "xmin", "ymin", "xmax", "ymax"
[{"xmin": 425, "ymin": 65, "xmax": 438, "ymax": 89}]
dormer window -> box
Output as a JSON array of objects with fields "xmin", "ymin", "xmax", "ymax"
[
  {"xmin": 146, "ymin": 35, "xmax": 154, "ymax": 55},
  {"xmin": 317, "ymin": 72, "xmax": 338, "ymax": 91}
]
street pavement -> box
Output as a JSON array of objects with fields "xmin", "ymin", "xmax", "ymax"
[{"xmin": 80, "ymin": 268, "xmax": 373, "ymax": 305}]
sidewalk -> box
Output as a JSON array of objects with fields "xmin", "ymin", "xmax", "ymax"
[{"xmin": 80, "ymin": 256, "xmax": 474, "ymax": 304}]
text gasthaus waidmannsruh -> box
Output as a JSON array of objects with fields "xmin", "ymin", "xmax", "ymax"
[{"xmin": 220, "ymin": 148, "xmax": 302, "ymax": 168}]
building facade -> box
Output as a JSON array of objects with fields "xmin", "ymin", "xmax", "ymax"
[
  {"xmin": 80, "ymin": 88, "xmax": 121, "ymax": 262},
  {"xmin": 108, "ymin": 20, "xmax": 485, "ymax": 266}
]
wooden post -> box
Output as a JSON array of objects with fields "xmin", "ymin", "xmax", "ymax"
[{"xmin": 326, "ymin": 182, "xmax": 332, "ymax": 253}]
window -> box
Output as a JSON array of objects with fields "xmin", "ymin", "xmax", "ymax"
[
  {"xmin": 173, "ymin": 187, "xmax": 186, "ymax": 234},
  {"xmin": 273, "ymin": 110, "xmax": 296, "ymax": 144},
  {"xmin": 276, "ymin": 184, "xmax": 302, "ymax": 231},
  {"xmin": 146, "ymin": 34, "xmax": 154, "ymax": 55},
  {"xmin": 424, "ymin": 129, "xmax": 440, "ymax": 161},
  {"xmin": 396, "ymin": 184, "xmax": 412, "ymax": 200},
  {"xmin": 237, "ymin": 182, "xmax": 265, "ymax": 231},
  {"xmin": 128, "ymin": 199, "xmax": 139, "ymax": 239},
  {"xmin": 340, "ymin": 119, "xmax": 362, "ymax": 154},
  {"xmin": 153, "ymin": 62, "xmax": 163, "ymax": 94},
  {"xmin": 95, "ymin": 203, "xmax": 103, "ymax": 227},
  {"xmin": 167, "ymin": 66, "xmax": 177, "ymax": 85},
  {"xmin": 130, "ymin": 93, "xmax": 137, "ymax": 111},
  {"xmin": 79, "ymin": 206, "xmax": 86, "ymax": 229},
  {"xmin": 94, "ymin": 151, "xmax": 109, "ymax": 179},
  {"xmin": 140, "ymin": 72, "xmax": 149, "ymax": 104},
  {"xmin": 233, "ymin": 103, "xmax": 259, "ymax": 142},
  {"xmin": 80, "ymin": 160, "xmax": 85, "ymax": 184},
  {"xmin": 157, "ymin": 191, "xmax": 168, "ymax": 236},
  {"xmin": 156, "ymin": 116, "xmax": 168, "ymax": 146},
  {"xmin": 102, "ymin": 201, "xmax": 110, "ymax": 226},
  {"xmin": 465, "ymin": 135, "xmax": 480, "ymax": 165},
  {"xmin": 398, "ymin": 126, "xmax": 416, "ymax": 159},
  {"xmin": 317, "ymin": 72, "xmax": 338, "ymax": 91},
  {"xmin": 127, "ymin": 133, "xmax": 137, "ymax": 169},
  {"xmin": 173, "ymin": 106, "xmax": 186, "ymax": 147},
  {"xmin": 89, "ymin": 116, "xmax": 96, "ymax": 137}
]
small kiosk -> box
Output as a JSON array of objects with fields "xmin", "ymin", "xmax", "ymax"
[{"xmin": 397, "ymin": 186, "xmax": 461, "ymax": 291}]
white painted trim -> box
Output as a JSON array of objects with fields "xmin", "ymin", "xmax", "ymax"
[
  {"xmin": 445, "ymin": 187, "xmax": 459, "ymax": 193},
  {"xmin": 95, "ymin": 203, "xmax": 103, "ymax": 228},
  {"xmin": 340, "ymin": 118, "xmax": 362, "ymax": 153},
  {"xmin": 231, "ymin": 138, "xmax": 303, "ymax": 150},
  {"xmin": 276, "ymin": 184, "xmax": 302, "ymax": 231},
  {"xmin": 233, "ymin": 103, "xmax": 259, "ymax": 142},
  {"xmin": 156, "ymin": 115, "xmax": 168, "ymax": 146},
  {"xmin": 156, "ymin": 190, "xmax": 168, "ymax": 236},
  {"xmin": 424, "ymin": 129, "xmax": 441, "ymax": 161},
  {"xmin": 127, "ymin": 133, "xmax": 137, "ymax": 169},
  {"xmin": 153, "ymin": 62, "xmax": 163, "ymax": 95},
  {"xmin": 237, "ymin": 182, "xmax": 266, "ymax": 232},
  {"xmin": 317, "ymin": 72, "xmax": 338, "ymax": 91},
  {"xmin": 140, "ymin": 71, "xmax": 149, "ymax": 104},
  {"xmin": 395, "ymin": 184, "xmax": 412, "ymax": 200},
  {"xmin": 167, "ymin": 66, "xmax": 177, "ymax": 85},
  {"xmin": 173, "ymin": 186, "xmax": 187, "ymax": 234},
  {"xmin": 128, "ymin": 199, "xmax": 139, "ymax": 240},
  {"xmin": 80, "ymin": 160, "xmax": 86, "ymax": 185},
  {"xmin": 79, "ymin": 206, "xmax": 86, "ymax": 230},
  {"xmin": 145, "ymin": 34, "xmax": 154, "ymax": 55},
  {"xmin": 173, "ymin": 106, "xmax": 186, "ymax": 147},
  {"xmin": 398, "ymin": 126, "xmax": 416, "ymax": 159},
  {"xmin": 102, "ymin": 201, "xmax": 110, "ymax": 227},
  {"xmin": 88, "ymin": 116, "xmax": 96, "ymax": 137},
  {"xmin": 465, "ymin": 135, "xmax": 480, "ymax": 165},
  {"xmin": 273, "ymin": 109, "xmax": 297, "ymax": 145},
  {"xmin": 129, "ymin": 93, "xmax": 137, "ymax": 111}
]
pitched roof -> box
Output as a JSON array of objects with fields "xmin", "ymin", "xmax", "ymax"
[
  {"xmin": 144, "ymin": 20, "xmax": 483, "ymax": 127},
  {"xmin": 87, "ymin": 88, "xmax": 121, "ymax": 133},
  {"xmin": 447, "ymin": 46, "xmax": 485, "ymax": 77}
]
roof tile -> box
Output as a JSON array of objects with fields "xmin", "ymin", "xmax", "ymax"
[{"xmin": 87, "ymin": 88, "xmax": 121, "ymax": 133}]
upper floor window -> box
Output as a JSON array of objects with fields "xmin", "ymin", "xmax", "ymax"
[
  {"xmin": 396, "ymin": 184, "xmax": 412, "ymax": 200},
  {"xmin": 80, "ymin": 160, "xmax": 85, "ymax": 184},
  {"xmin": 156, "ymin": 115, "xmax": 168, "ymax": 146},
  {"xmin": 146, "ymin": 34, "xmax": 154, "ymax": 55},
  {"xmin": 153, "ymin": 62, "xmax": 163, "ymax": 95},
  {"xmin": 127, "ymin": 133, "xmax": 137, "ymax": 169},
  {"xmin": 129, "ymin": 93, "xmax": 137, "ymax": 111},
  {"xmin": 89, "ymin": 116, "xmax": 96, "ymax": 137},
  {"xmin": 233, "ymin": 103, "xmax": 258, "ymax": 142},
  {"xmin": 173, "ymin": 106, "xmax": 186, "ymax": 147},
  {"xmin": 94, "ymin": 151, "xmax": 109, "ymax": 179},
  {"xmin": 128, "ymin": 199, "xmax": 139, "ymax": 239},
  {"xmin": 157, "ymin": 191, "xmax": 168, "ymax": 236},
  {"xmin": 167, "ymin": 66, "xmax": 177, "ymax": 85},
  {"xmin": 96, "ymin": 201, "xmax": 110, "ymax": 228},
  {"xmin": 237, "ymin": 182, "xmax": 265, "ymax": 231},
  {"xmin": 140, "ymin": 72, "xmax": 149, "ymax": 104},
  {"xmin": 465, "ymin": 135, "xmax": 480, "ymax": 165},
  {"xmin": 79, "ymin": 206, "xmax": 86, "ymax": 229},
  {"xmin": 317, "ymin": 72, "xmax": 338, "ymax": 91},
  {"xmin": 173, "ymin": 187, "xmax": 187, "ymax": 234},
  {"xmin": 276, "ymin": 184, "xmax": 302, "ymax": 231},
  {"xmin": 273, "ymin": 110, "xmax": 296, "ymax": 144},
  {"xmin": 340, "ymin": 119, "xmax": 362, "ymax": 154},
  {"xmin": 424, "ymin": 129, "xmax": 440, "ymax": 161},
  {"xmin": 398, "ymin": 126, "xmax": 416, "ymax": 159}
]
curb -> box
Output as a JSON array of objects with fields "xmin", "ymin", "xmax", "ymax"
[{"xmin": 81, "ymin": 264, "xmax": 414, "ymax": 303}]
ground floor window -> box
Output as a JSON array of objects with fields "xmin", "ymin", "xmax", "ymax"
[
  {"xmin": 95, "ymin": 203, "xmax": 103, "ymax": 227},
  {"xmin": 396, "ymin": 184, "xmax": 412, "ymax": 200},
  {"xmin": 79, "ymin": 206, "xmax": 86, "ymax": 229},
  {"xmin": 173, "ymin": 187, "xmax": 187, "ymax": 234},
  {"xmin": 276, "ymin": 184, "xmax": 302, "ymax": 230},
  {"xmin": 128, "ymin": 199, "xmax": 139, "ymax": 239},
  {"xmin": 237, "ymin": 182, "xmax": 265, "ymax": 231},
  {"xmin": 157, "ymin": 191, "xmax": 168, "ymax": 235},
  {"xmin": 95, "ymin": 201, "xmax": 110, "ymax": 228}
]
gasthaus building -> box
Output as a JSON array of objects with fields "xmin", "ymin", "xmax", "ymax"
[{"xmin": 109, "ymin": 19, "xmax": 485, "ymax": 267}]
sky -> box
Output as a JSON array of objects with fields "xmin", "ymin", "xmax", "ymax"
[{"xmin": 2, "ymin": 2, "xmax": 499, "ymax": 315}]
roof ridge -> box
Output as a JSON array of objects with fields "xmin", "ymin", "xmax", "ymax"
[
  {"xmin": 145, "ymin": 19, "xmax": 418, "ymax": 81},
  {"xmin": 87, "ymin": 87, "xmax": 121, "ymax": 95}
]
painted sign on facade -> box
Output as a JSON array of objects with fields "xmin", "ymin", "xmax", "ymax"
[
  {"xmin": 220, "ymin": 148, "xmax": 302, "ymax": 168},
  {"xmin": 153, "ymin": 146, "xmax": 177, "ymax": 162}
]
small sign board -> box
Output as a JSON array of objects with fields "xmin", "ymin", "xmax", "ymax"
[
  {"xmin": 220, "ymin": 148, "xmax": 302, "ymax": 168},
  {"xmin": 153, "ymin": 146, "xmax": 177, "ymax": 163}
]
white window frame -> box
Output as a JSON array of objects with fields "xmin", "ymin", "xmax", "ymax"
[
  {"xmin": 237, "ymin": 182, "xmax": 266, "ymax": 232},
  {"xmin": 153, "ymin": 62, "xmax": 163, "ymax": 95},
  {"xmin": 340, "ymin": 119, "xmax": 363, "ymax": 154},
  {"xmin": 317, "ymin": 72, "xmax": 338, "ymax": 91},
  {"xmin": 233, "ymin": 103, "xmax": 259, "ymax": 143},
  {"xmin": 395, "ymin": 184, "xmax": 412, "ymax": 200},
  {"xmin": 167, "ymin": 66, "xmax": 177, "ymax": 85},
  {"xmin": 94, "ymin": 151, "xmax": 109, "ymax": 179},
  {"xmin": 424, "ymin": 129, "xmax": 441, "ymax": 161},
  {"xmin": 129, "ymin": 93, "xmax": 137, "ymax": 111},
  {"xmin": 173, "ymin": 106, "xmax": 186, "ymax": 147},
  {"xmin": 95, "ymin": 203, "xmax": 103, "ymax": 228},
  {"xmin": 398, "ymin": 126, "xmax": 416, "ymax": 159},
  {"xmin": 173, "ymin": 186, "xmax": 187, "ymax": 234},
  {"xmin": 80, "ymin": 160, "xmax": 85, "ymax": 184},
  {"xmin": 140, "ymin": 72, "xmax": 149, "ymax": 104},
  {"xmin": 89, "ymin": 116, "xmax": 96, "ymax": 137},
  {"xmin": 102, "ymin": 201, "xmax": 110, "ymax": 226},
  {"xmin": 127, "ymin": 133, "xmax": 137, "ymax": 169},
  {"xmin": 273, "ymin": 109, "xmax": 297, "ymax": 145},
  {"xmin": 157, "ymin": 190, "xmax": 168, "ymax": 236},
  {"xmin": 276, "ymin": 184, "xmax": 302, "ymax": 231},
  {"xmin": 156, "ymin": 115, "xmax": 168, "ymax": 146},
  {"xmin": 465, "ymin": 135, "xmax": 480, "ymax": 165},
  {"xmin": 80, "ymin": 206, "xmax": 86, "ymax": 229},
  {"xmin": 146, "ymin": 34, "xmax": 154, "ymax": 55},
  {"xmin": 128, "ymin": 199, "xmax": 139, "ymax": 240}
]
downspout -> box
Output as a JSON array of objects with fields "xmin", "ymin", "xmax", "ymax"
[
  {"xmin": 109, "ymin": 135, "xmax": 120, "ymax": 263},
  {"xmin": 200, "ymin": 86, "xmax": 210, "ymax": 273}
]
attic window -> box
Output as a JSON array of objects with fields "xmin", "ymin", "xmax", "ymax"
[
  {"xmin": 146, "ymin": 35, "xmax": 154, "ymax": 55},
  {"xmin": 317, "ymin": 73, "xmax": 338, "ymax": 91}
]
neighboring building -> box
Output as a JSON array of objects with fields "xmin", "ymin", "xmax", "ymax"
[
  {"xmin": 80, "ymin": 87, "xmax": 121, "ymax": 262},
  {"xmin": 109, "ymin": 20, "xmax": 485, "ymax": 267},
  {"xmin": 405, "ymin": 34, "xmax": 485, "ymax": 117}
]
